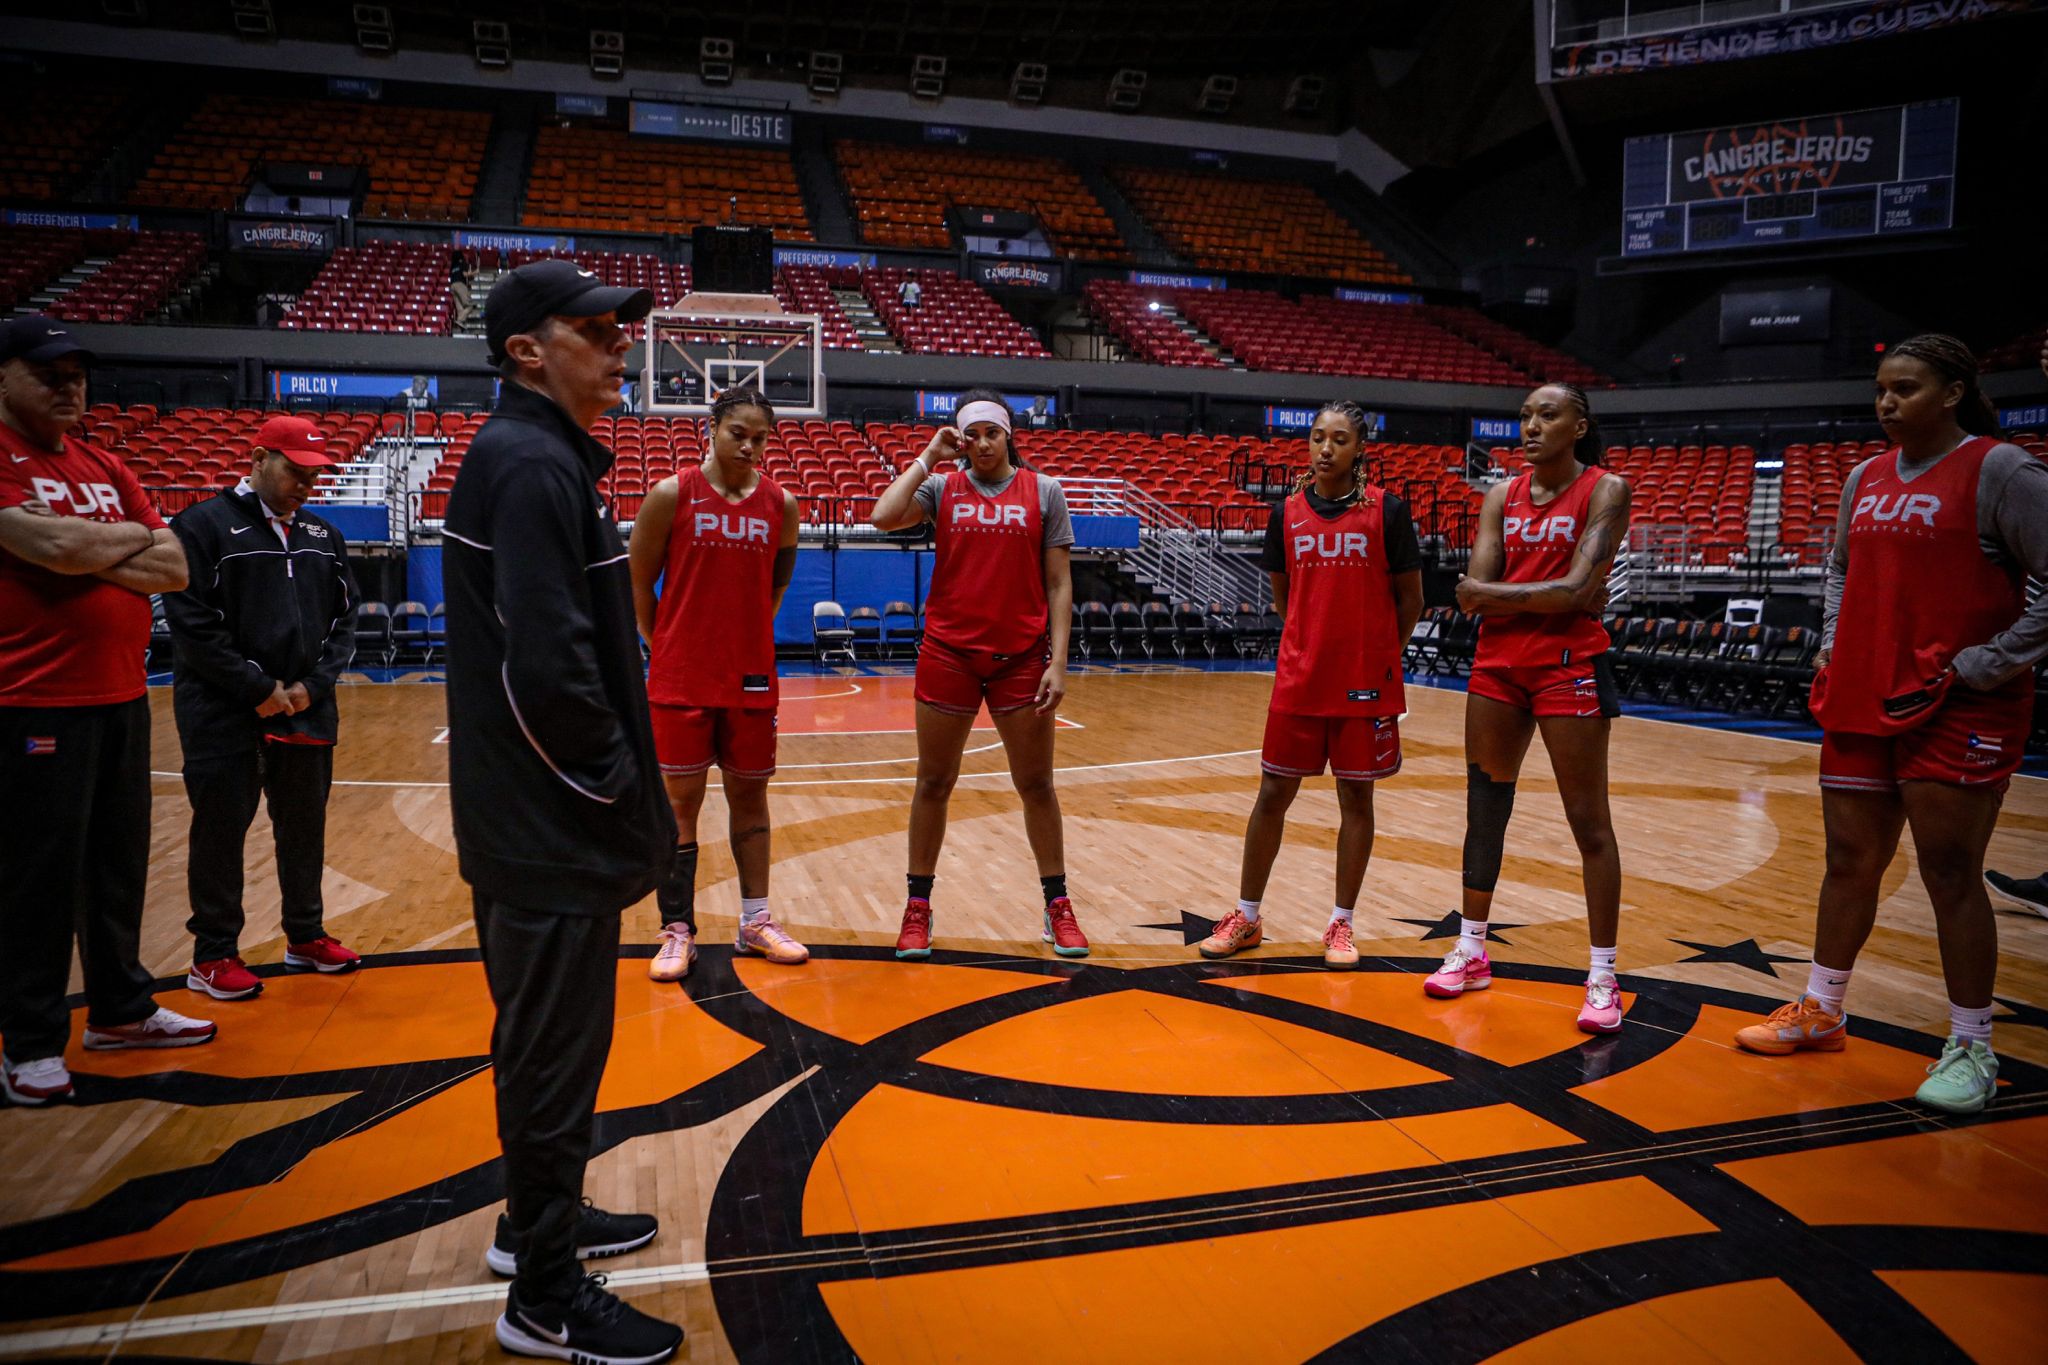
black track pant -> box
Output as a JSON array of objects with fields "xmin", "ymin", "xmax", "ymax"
[
  {"xmin": 474, "ymin": 892, "xmax": 620, "ymax": 1300},
  {"xmin": 184, "ymin": 742, "xmax": 334, "ymax": 961},
  {"xmin": 0, "ymin": 700, "xmax": 160, "ymax": 1064}
]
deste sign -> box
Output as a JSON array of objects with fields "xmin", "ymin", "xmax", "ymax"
[{"xmin": 629, "ymin": 100, "xmax": 792, "ymax": 146}]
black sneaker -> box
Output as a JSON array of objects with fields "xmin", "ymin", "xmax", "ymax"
[
  {"xmin": 1986, "ymin": 870, "xmax": 2048, "ymax": 917},
  {"xmin": 487, "ymin": 1198, "xmax": 660, "ymax": 1277},
  {"xmin": 495, "ymin": 1274, "xmax": 682, "ymax": 1364}
]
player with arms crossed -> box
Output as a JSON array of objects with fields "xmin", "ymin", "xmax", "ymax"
[
  {"xmin": 869, "ymin": 388, "xmax": 1087, "ymax": 959},
  {"xmin": 1432, "ymin": 382, "xmax": 1632, "ymax": 1033},
  {"xmin": 1199, "ymin": 401, "xmax": 1422, "ymax": 968},
  {"xmin": 630, "ymin": 387, "xmax": 807, "ymax": 979}
]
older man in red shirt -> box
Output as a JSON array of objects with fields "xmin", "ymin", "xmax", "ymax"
[{"xmin": 0, "ymin": 316, "xmax": 217, "ymax": 1107}]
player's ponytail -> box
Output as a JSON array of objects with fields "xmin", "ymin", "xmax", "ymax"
[
  {"xmin": 1888, "ymin": 334, "xmax": 2002, "ymax": 437},
  {"xmin": 1550, "ymin": 382, "xmax": 1604, "ymax": 467}
]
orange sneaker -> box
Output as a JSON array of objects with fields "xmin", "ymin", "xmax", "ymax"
[
  {"xmin": 1734, "ymin": 996, "xmax": 1847, "ymax": 1056},
  {"xmin": 1198, "ymin": 910, "xmax": 1263, "ymax": 959},
  {"xmin": 1322, "ymin": 917, "xmax": 1359, "ymax": 970}
]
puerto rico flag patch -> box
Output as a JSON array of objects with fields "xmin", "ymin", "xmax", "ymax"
[
  {"xmin": 1965, "ymin": 732, "xmax": 2003, "ymax": 766},
  {"xmin": 25, "ymin": 736, "xmax": 56, "ymax": 755}
]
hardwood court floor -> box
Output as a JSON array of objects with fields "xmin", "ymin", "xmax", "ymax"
[{"xmin": 1, "ymin": 669, "xmax": 2045, "ymax": 1362}]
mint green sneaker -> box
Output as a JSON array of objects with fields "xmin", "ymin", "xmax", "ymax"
[{"xmin": 1914, "ymin": 1036, "xmax": 1998, "ymax": 1115}]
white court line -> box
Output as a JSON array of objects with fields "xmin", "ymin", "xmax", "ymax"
[
  {"xmin": 0, "ymin": 1261, "xmax": 712, "ymax": 1357},
  {"xmin": 149, "ymin": 747, "xmax": 1260, "ymax": 791},
  {"xmin": 779, "ymin": 682, "xmax": 864, "ymax": 703},
  {"xmin": 779, "ymin": 739, "xmax": 1002, "ymax": 769}
]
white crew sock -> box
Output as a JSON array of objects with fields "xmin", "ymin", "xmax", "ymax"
[
  {"xmin": 1237, "ymin": 898, "xmax": 1262, "ymax": 924},
  {"xmin": 1805, "ymin": 961, "xmax": 1853, "ymax": 1016},
  {"xmin": 1459, "ymin": 917, "xmax": 1488, "ymax": 959},
  {"xmin": 1590, "ymin": 945, "xmax": 1618, "ymax": 983},
  {"xmin": 1950, "ymin": 1001, "xmax": 1995, "ymax": 1046},
  {"xmin": 740, "ymin": 897, "xmax": 770, "ymax": 927},
  {"xmin": 1330, "ymin": 905, "xmax": 1353, "ymax": 925}
]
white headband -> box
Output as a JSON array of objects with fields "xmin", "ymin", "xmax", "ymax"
[{"xmin": 955, "ymin": 400, "xmax": 1013, "ymax": 434}]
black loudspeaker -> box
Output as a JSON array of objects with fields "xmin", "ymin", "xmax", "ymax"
[{"xmin": 691, "ymin": 225, "xmax": 774, "ymax": 294}]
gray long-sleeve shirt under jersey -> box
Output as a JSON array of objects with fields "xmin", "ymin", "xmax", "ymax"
[{"xmin": 1821, "ymin": 441, "xmax": 2048, "ymax": 689}]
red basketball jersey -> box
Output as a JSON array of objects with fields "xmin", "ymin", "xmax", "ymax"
[
  {"xmin": 1812, "ymin": 436, "xmax": 2031, "ymax": 735},
  {"xmin": 648, "ymin": 463, "xmax": 783, "ymax": 709},
  {"xmin": 1271, "ymin": 487, "xmax": 1406, "ymax": 717},
  {"xmin": 1476, "ymin": 466, "xmax": 1613, "ymax": 670},
  {"xmin": 924, "ymin": 467, "xmax": 1048, "ymax": 657}
]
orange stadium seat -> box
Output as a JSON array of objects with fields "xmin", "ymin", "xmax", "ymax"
[
  {"xmin": 521, "ymin": 126, "xmax": 812, "ymax": 238},
  {"xmin": 0, "ymin": 84, "xmax": 135, "ymax": 202},
  {"xmin": 133, "ymin": 95, "xmax": 487, "ymax": 220},
  {"xmin": 835, "ymin": 142, "xmax": 1126, "ymax": 259},
  {"xmin": 1111, "ymin": 167, "xmax": 1407, "ymax": 284}
]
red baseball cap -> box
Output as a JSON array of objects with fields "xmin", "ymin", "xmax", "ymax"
[{"xmin": 254, "ymin": 415, "xmax": 337, "ymax": 467}]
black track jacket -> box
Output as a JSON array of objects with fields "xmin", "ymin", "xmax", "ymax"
[
  {"xmin": 441, "ymin": 382, "xmax": 676, "ymax": 916},
  {"xmin": 165, "ymin": 482, "xmax": 358, "ymax": 761}
]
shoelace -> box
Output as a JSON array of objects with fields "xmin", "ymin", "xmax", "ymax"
[
  {"xmin": 1927, "ymin": 1043, "xmax": 1986, "ymax": 1080},
  {"xmin": 569, "ymin": 1273, "xmax": 627, "ymax": 1327},
  {"xmin": 1327, "ymin": 921, "xmax": 1353, "ymax": 949},
  {"xmin": 1440, "ymin": 948, "xmax": 1474, "ymax": 973},
  {"xmin": 750, "ymin": 920, "xmax": 794, "ymax": 946},
  {"xmin": 1586, "ymin": 979, "xmax": 1618, "ymax": 1009},
  {"xmin": 1046, "ymin": 902, "xmax": 1079, "ymax": 935},
  {"xmin": 1212, "ymin": 911, "xmax": 1246, "ymax": 938},
  {"xmin": 902, "ymin": 904, "xmax": 931, "ymax": 931}
]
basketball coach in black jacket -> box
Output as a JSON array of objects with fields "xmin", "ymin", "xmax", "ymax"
[
  {"xmin": 165, "ymin": 415, "xmax": 362, "ymax": 1001},
  {"xmin": 442, "ymin": 260, "xmax": 683, "ymax": 1363}
]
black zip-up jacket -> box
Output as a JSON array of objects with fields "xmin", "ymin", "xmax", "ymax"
[
  {"xmin": 442, "ymin": 382, "xmax": 676, "ymax": 916},
  {"xmin": 165, "ymin": 483, "xmax": 358, "ymax": 760}
]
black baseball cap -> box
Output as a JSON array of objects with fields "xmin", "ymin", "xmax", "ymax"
[
  {"xmin": 485, "ymin": 259, "xmax": 654, "ymax": 365},
  {"xmin": 0, "ymin": 315, "xmax": 93, "ymax": 365}
]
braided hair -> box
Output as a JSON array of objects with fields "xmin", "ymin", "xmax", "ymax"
[
  {"xmin": 709, "ymin": 385, "xmax": 775, "ymax": 426},
  {"xmin": 1886, "ymin": 333, "xmax": 2002, "ymax": 436},
  {"xmin": 1540, "ymin": 382, "xmax": 1604, "ymax": 467},
  {"xmin": 1294, "ymin": 399, "xmax": 1373, "ymax": 495}
]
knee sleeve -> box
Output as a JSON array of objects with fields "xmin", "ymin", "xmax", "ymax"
[{"xmin": 1461, "ymin": 765, "xmax": 1517, "ymax": 892}]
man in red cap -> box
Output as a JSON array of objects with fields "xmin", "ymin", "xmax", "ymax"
[
  {"xmin": 0, "ymin": 315, "xmax": 216, "ymax": 1106},
  {"xmin": 165, "ymin": 414, "xmax": 364, "ymax": 1000}
]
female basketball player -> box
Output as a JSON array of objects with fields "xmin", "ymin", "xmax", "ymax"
[
  {"xmin": 1198, "ymin": 401, "xmax": 1422, "ymax": 968},
  {"xmin": 1429, "ymin": 382, "xmax": 1632, "ymax": 1033},
  {"xmin": 629, "ymin": 387, "xmax": 807, "ymax": 980},
  {"xmin": 868, "ymin": 388, "xmax": 1087, "ymax": 959},
  {"xmin": 1734, "ymin": 335, "xmax": 2048, "ymax": 1114}
]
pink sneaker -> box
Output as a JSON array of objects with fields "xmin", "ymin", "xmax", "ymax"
[
  {"xmin": 1197, "ymin": 911, "xmax": 1263, "ymax": 960},
  {"xmin": 736, "ymin": 915, "xmax": 809, "ymax": 965},
  {"xmin": 1322, "ymin": 918, "xmax": 1359, "ymax": 970},
  {"xmin": 1423, "ymin": 947, "xmax": 1492, "ymax": 998},
  {"xmin": 1577, "ymin": 975, "xmax": 1624, "ymax": 1033}
]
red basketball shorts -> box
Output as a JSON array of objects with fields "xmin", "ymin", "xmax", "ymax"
[
  {"xmin": 1468, "ymin": 653, "xmax": 1619, "ymax": 719},
  {"xmin": 1820, "ymin": 687, "xmax": 2029, "ymax": 794},
  {"xmin": 914, "ymin": 637, "xmax": 1047, "ymax": 717},
  {"xmin": 1261, "ymin": 711, "xmax": 1402, "ymax": 781},
  {"xmin": 651, "ymin": 704, "xmax": 777, "ymax": 779}
]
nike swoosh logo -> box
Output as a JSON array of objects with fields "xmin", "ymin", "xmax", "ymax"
[
  {"xmin": 230, "ymin": 525, "xmax": 251, "ymax": 534},
  {"xmin": 517, "ymin": 1312, "xmax": 570, "ymax": 1346},
  {"xmin": 8, "ymin": 454, "xmax": 25, "ymax": 464},
  {"xmin": 1289, "ymin": 520, "xmax": 1308, "ymax": 529}
]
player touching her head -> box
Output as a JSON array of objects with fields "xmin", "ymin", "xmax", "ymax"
[
  {"xmin": 629, "ymin": 386, "xmax": 806, "ymax": 981},
  {"xmin": 868, "ymin": 388, "xmax": 1086, "ymax": 960},
  {"xmin": 1198, "ymin": 401, "xmax": 1423, "ymax": 968},
  {"xmin": 1735, "ymin": 335, "xmax": 2048, "ymax": 1114},
  {"xmin": 1432, "ymin": 382, "xmax": 1632, "ymax": 1032}
]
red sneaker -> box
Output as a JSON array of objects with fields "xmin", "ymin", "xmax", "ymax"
[
  {"xmin": 83, "ymin": 1006, "xmax": 217, "ymax": 1050},
  {"xmin": 1041, "ymin": 898, "xmax": 1090, "ymax": 958},
  {"xmin": 2, "ymin": 1056, "xmax": 74, "ymax": 1105},
  {"xmin": 895, "ymin": 899, "xmax": 933, "ymax": 960},
  {"xmin": 285, "ymin": 936, "xmax": 361, "ymax": 973},
  {"xmin": 188, "ymin": 956, "xmax": 262, "ymax": 1000}
]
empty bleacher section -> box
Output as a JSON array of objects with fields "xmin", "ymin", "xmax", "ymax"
[
  {"xmin": 0, "ymin": 226, "xmax": 92, "ymax": 315},
  {"xmin": 85, "ymin": 404, "xmax": 384, "ymax": 504},
  {"xmin": 1982, "ymin": 325, "xmax": 2046, "ymax": 372},
  {"xmin": 46, "ymin": 231, "xmax": 206, "ymax": 324},
  {"xmin": 521, "ymin": 127, "xmax": 812, "ymax": 238},
  {"xmin": 834, "ymin": 142, "xmax": 1125, "ymax": 258},
  {"xmin": 860, "ymin": 268, "xmax": 1048, "ymax": 357},
  {"xmin": 1111, "ymin": 167, "xmax": 1407, "ymax": 283},
  {"xmin": 772, "ymin": 267, "xmax": 866, "ymax": 350},
  {"xmin": 1422, "ymin": 305, "xmax": 1611, "ymax": 388},
  {"xmin": 0, "ymin": 85, "xmax": 134, "ymax": 202},
  {"xmin": 1603, "ymin": 442, "xmax": 1756, "ymax": 567},
  {"xmin": 280, "ymin": 241, "xmax": 455, "ymax": 334},
  {"xmin": 132, "ymin": 95, "xmax": 489, "ymax": 219},
  {"xmin": 1172, "ymin": 291, "xmax": 1527, "ymax": 384},
  {"xmin": 1082, "ymin": 280, "xmax": 1229, "ymax": 369},
  {"xmin": 1775, "ymin": 437, "xmax": 1883, "ymax": 564}
]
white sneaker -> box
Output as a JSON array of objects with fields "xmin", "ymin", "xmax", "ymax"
[
  {"xmin": 648, "ymin": 922, "xmax": 697, "ymax": 983},
  {"xmin": 82, "ymin": 1006, "xmax": 218, "ymax": 1050},
  {"xmin": 2, "ymin": 1055, "xmax": 74, "ymax": 1105}
]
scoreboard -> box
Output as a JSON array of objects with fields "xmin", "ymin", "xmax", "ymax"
[{"xmin": 1621, "ymin": 99, "xmax": 1957, "ymax": 259}]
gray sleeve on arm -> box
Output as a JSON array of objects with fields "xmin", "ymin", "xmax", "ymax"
[
  {"xmin": 1819, "ymin": 462, "xmax": 1866, "ymax": 652},
  {"xmin": 1952, "ymin": 445, "xmax": 2048, "ymax": 689},
  {"xmin": 1040, "ymin": 477, "xmax": 1075, "ymax": 549},
  {"xmin": 912, "ymin": 473, "xmax": 940, "ymax": 524}
]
